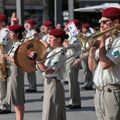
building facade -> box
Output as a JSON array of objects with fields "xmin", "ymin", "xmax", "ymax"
[
  {"xmin": 0, "ymin": 0, "xmax": 44, "ymax": 26},
  {"xmin": 74, "ymin": 0, "xmax": 120, "ymax": 27}
]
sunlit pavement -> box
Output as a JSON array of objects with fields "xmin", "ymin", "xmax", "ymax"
[{"xmin": 0, "ymin": 70, "xmax": 96, "ymax": 120}]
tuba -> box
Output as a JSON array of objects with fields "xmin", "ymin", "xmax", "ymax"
[
  {"xmin": 78, "ymin": 24, "xmax": 120, "ymax": 51},
  {"xmin": 0, "ymin": 44, "xmax": 7, "ymax": 80}
]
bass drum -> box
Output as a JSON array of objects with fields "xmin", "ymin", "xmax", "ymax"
[{"xmin": 14, "ymin": 39, "xmax": 47, "ymax": 72}]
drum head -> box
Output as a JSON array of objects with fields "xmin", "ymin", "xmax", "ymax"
[{"xmin": 14, "ymin": 39, "xmax": 47, "ymax": 72}]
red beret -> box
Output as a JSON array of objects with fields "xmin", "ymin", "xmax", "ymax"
[
  {"xmin": 102, "ymin": 7, "xmax": 120, "ymax": 20},
  {"xmin": 49, "ymin": 29, "xmax": 66, "ymax": 38},
  {"xmin": 43, "ymin": 20, "xmax": 52, "ymax": 27},
  {"xmin": 25, "ymin": 19, "xmax": 36, "ymax": 25},
  {"xmin": 81, "ymin": 23, "xmax": 90, "ymax": 29},
  {"xmin": 0, "ymin": 13, "xmax": 6, "ymax": 21},
  {"xmin": 9, "ymin": 25, "xmax": 24, "ymax": 33}
]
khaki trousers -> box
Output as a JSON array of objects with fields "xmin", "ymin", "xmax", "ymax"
[
  {"xmin": 94, "ymin": 84, "xmax": 120, "ymax": 120},
  {"xmin": 27, "ymin": 71, "xmax": 36, "ymax": 89},
  {"xmin": 69, "ymin": 65, "xmax": 81, "ymax": 106}
]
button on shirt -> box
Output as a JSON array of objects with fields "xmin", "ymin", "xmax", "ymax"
[
  {"xmin": 44, "ymin": 47, "xmax": 66, "ymax": 80},
  {"xmin": 94, "ymin": 34, "xmax": 120, "ymax": 87}
]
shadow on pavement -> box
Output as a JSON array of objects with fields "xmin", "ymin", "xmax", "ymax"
[
  {"xmin": 66, "ymin": 106, "xmax": 95, "ymax": 112},
  {"xmin": 25, "ymin": 110, "xmax": 42, "ymax": 113}
]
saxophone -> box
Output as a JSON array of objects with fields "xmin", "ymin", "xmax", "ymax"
[{"xmin": 0, "ymin": 44, "xmax": 7, "ymax": 80}]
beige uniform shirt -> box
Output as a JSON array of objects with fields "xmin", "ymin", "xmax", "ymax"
[
  {"xmin": 94, "ymin": 34, "xmax": 120, "ymax": 87},
  {"xmin": 44, "ymin": 47, "xmax": 66, "ymax": 80}
]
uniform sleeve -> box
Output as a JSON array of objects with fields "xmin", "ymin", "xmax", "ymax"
[{"xmin": 106, "ymin": 46, "xmax": 120, "ymax": 65}]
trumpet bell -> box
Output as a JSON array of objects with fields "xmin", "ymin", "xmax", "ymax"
[{"xmin": 14, "ymin": 39, "xmax": 47, "ymax": 72}]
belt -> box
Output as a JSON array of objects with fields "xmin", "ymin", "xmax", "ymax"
[
  {"xmin": 46, "ymin": 76, "xmax": 60, "ymax": 81},
  {"xmin": 96, "ymin": 84, "xmax": 120, "ymax": 92}
]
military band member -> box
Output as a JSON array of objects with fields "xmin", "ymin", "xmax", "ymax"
[
  {"xmin": 88, "ymin": 7, "xmax": 120, "ymax": 120},
  {"xmin": 64, "ymin": 19, "xmax": 81, "ymax": 109},
  {"xmin": 77, "ymin": 23, "xmax": 95, "ymax": 90},
  {"xmin": 0, "ymin": 13, "xmax": 11, "ymax": 113},
  {"xmin": 40, "ymin": 20, "xmax": 53, "ymax": 50},
  {"xmin": 5, "ymin": 25, "xmax": 25, "ymax": 120},
  {"xmin": 28, "ymin": 28, "xmax": 67, "ymax": 120},
  {"xmin": 24, "ymin": 19, "xmax": 38, "ymax": 93},
  {"xmin": 41, "ymin": 20, "xmax": 53, "ymax": 46}
]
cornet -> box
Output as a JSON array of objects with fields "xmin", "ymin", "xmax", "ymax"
[{"xmin": 78, "ymin": 24, "xmax": 120, "ymax": 51}]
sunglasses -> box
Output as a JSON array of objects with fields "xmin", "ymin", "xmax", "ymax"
[{"xmin": 100, "ymin": 20, "xmax": 111, "ymax": 24}]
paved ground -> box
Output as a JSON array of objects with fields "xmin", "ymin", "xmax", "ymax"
[{"xmin": 0, "ymin": 70, "xmax": 97, "ymax": 120}]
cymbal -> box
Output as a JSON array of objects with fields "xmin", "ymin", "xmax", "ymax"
[{"xmin": 14, "ymin": 39, "xmax": 47, "ymax": 72}]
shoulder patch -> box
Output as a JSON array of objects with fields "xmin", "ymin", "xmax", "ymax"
[{"xmin": 114, "ymin": 50, "xmax": 119, "ymax": 57}]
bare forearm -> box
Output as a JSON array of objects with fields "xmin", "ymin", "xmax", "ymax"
[
  {"xmin": 88, "ymin": 55, "xmax": 97, "ymax": 72},
  {"xmin": 88, "ymin": 47, "xmax": 97, "ymax": 72}
]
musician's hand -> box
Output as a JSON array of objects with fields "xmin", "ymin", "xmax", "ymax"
[
  {"xmin": 27, "ymin": 50, "xmax": 37, "ymax": 60},
  {"xmin": 72, "ymin": 59, "xmax": 82, "ymax": 68}
]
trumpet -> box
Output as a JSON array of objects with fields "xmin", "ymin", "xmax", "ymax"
[{"xmin": 78, "ymin": 24, "xmax": 120, "ymax": 51}]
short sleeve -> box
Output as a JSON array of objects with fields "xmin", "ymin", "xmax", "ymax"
[{"xmin": 106, "ymin": 47, "xmax": 120, "ymax": 65}]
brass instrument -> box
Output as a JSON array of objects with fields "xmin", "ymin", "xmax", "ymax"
[
  {"xmin": 0, "ymin": 44, "xmax": 7, "ymax": 80},
  {"xmin": 78, "ymin": 24, "xmax": 120, "ymax": 51},
  {"xmin": 13, "ymin": 24, "xmax": 120, "ymax": 72}
]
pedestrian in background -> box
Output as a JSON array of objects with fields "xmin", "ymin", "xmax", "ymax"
[
  {"xmin": 24, "ymin": 19, "xmax": 38, "ymax": 93},
  {"xmin": 80, "ymin": 23, "xmax": 95, "ymax": 90},
  {"xmin": 0, "ymin": 13, "xmax": 11, "ymax": 114}
]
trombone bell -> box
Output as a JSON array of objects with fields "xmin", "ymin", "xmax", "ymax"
[{"xmin": 78, "ymin": 24, "xmax": 120, "ymax": 51}]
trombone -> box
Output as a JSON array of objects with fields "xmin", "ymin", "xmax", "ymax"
[
  {"xmin": 78, "ymin": 24, "xmax": 120, "ymax": 51},
  {"xmin": 13, "ymin": 24, "xmax": 120, "ymax": 72}
]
